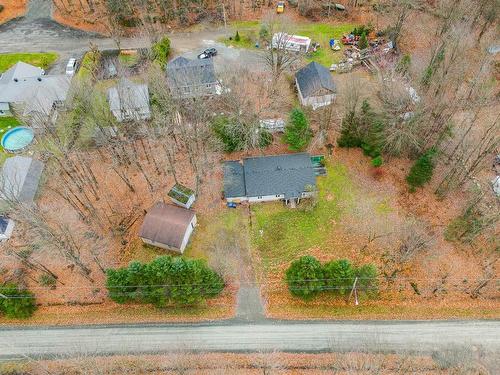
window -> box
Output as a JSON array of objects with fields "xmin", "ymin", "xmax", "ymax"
[
  {"xmin": 258, "ymin": 196, "xmax": 262, "ymax": 199},
  {"xmin": 275, "ymin": 194, "xmax": 281, "ymax": 198}
]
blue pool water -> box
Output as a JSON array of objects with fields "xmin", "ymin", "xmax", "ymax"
[{"xmin": 1, "ymin": 126, "xmax": 35, "ymax": 152}]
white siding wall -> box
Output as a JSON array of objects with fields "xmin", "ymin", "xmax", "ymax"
[
  {"xmin": 140, "ymin": 215, "xmax": 197, "ymax": 254},
  {"xmin": 248, "ymin": 194, "xmax": 284, "ymax": 203},
  {"xmin": 226, "ymin": 196, "xmax": 248, "ymax": 203},
  {"xmin": 179, "ymin": 215, "xmax": 197, "ymax": 253}
]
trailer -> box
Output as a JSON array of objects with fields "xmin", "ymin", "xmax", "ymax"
[{"xmin": 272, "ymin": 32, "xmax": 312, "ymax": 53}]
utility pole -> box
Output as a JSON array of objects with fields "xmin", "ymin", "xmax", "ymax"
[{"xmin": 348, "ymin": 277, "xmax": 359, "ymax": 306}]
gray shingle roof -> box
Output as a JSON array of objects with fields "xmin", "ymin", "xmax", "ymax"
[
  {"xmin": 224, "ymin": 153, "xmax": 316, "ymax": 199},
  {"xmin": 1, "ymin": 156, "xmax": 44, "ymax": 203},
  {"xmin": 108, "ymin": 79, "xmax": 149, "ymax": 112},
  {"xmin": 223, "ymin": 161, "xmax": 246, "ymax": 198},
  {"xmin": 0, "ymin": 62, "xmax": 44, "ymax": 84},
  {"xmin": 295, "ymin": 62, "xmax": 336, "ymax": 98},
  {"xmin": 0, "ymin": 74, "xmax": 70, "ymax": 116},
  {"xmin": 166, "ymin": 56, "xmax": 217, "ymax": 89}
]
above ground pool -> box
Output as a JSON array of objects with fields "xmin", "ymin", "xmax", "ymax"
[{"xmin": 1, "ymin": 126, "xmax": 35, "ymax": 152}]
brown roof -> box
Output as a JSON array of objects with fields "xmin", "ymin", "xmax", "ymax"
[{"xmin": 139, "ymin": 203, "xmax": 195, "ymax": 249}]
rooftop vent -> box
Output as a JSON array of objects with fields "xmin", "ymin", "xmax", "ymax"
[
  {"xmin": 37, "ymin": 77, "xmax": 42, "ymax": 82},
  {"xmin": 13, "ymin": 78, "xmax": 18, "ymax": 82}
]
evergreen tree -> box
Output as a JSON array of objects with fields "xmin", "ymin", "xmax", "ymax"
[
  {"xmin": 322, "ymin": 259, "xmax": 355, "ymax": 295},
  {"xmin": 152, "ymin": 36, "xmax": 171, "ymax": 68},
  {"xmin": 283, "ymin": 108, "xmax": 312, "ymax": 151},
  {"xmin": 358, "ymin": 32, "xmax": 369, "ymax": 50},
  {"xmin": 406, "ymin": 148, "xmax": 437, "ymax": 191},
  {"xmin": 0, "ymin": 284, "xmax": 37, "ymax": 319},
  {"xmin": 285, "ymin": 256, "xmax": 323, "ymax": 299},
  {"xmin": 106, "ymin": 256, "xmax": 224, "ymax": 308}
]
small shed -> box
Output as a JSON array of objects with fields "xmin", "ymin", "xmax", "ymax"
[
  {"xmin": 0, "ymin": 216, "xmax": 15, "ymax": 242},
  {"xmin": 168, "ymin": 183, "xmax": 196, "ymax": 209},
  {"xmin": 295, "ymin": 62, "xmax": 337, "ymax": 110},
  {"xmin": 139, "ymin": 203, "xmax": 197, "ymax": 253}
]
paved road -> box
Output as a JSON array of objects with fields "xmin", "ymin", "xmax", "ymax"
[{"xmin": 1, "ymin": 321, "xmax": 499, "ymax": 360}]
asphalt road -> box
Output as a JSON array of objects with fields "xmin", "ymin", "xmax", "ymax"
[{"xmin": 1, "ymin": 321, "xmax": 499, "ymax": 360}]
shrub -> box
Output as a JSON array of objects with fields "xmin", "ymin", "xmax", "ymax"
[
  {"xmin": 323, "ymin": 259, "xmax": 355, "ymax": 295},
  {"xmin": 106, "ymin": 256, "xmax": 224, "ymax": 307},
  {"xmin": 285, "ymin": 257, "xmax": 379, "ymax": 300},
  {"xmin": 211, "ymin": 116, "xmax": 244, "ymax": 152},
  {"xmin": 351, "ymin": 24, "xmax": 374, "ymax": 37},
  {"xmin": 358, "ymin": 32, "xmax": 368, "ymax": 50},
  {"xmin": 285, "ymin": 256, "xmax": 323, "ymax": 299},
  {"xmin": 152, "ymin": 36, "xmax": 171, "ymax": 68},
  {"xmin": 406, "ymin": 148, "xmax": 437, "ymax": 191},
  {"xmin": 39, "ymin": 274, "xmax": 57, "ymax": 289},
  {"xmin": 283, "ymin": 108, "xmax": 312, "ymax": 151},
  {"xmin": 355, "ymin": 264, "xmax": 379, "ymax": 297},
  {"xmin": 234, "ymin": 31, "xmax": 241, "ymax": 42},
  {"xmin": 396, "ymin": 54, "xmax": 411, "ymax": 75},
  {"xmin": 0, "ymin": 284, "xmax": 37, "ymax": 319},
  {"xmin": 371, "ymin": 155, "xmax": 383, "ymax": 168},
  {"xmin": 259, "ymin": 25, "xmax": 269, "ymax": 40},
  {"xmin": 0, "ymin": 5, "xmax": 4, "ymax": 13}
]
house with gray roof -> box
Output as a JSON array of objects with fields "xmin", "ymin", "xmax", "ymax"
[
  {"xmin": 0, "ymin": 62, "xmax": 70, "ymax": 126},
  {"xmin": 1, "ymin": 156, "xmax": 44, "ymax": 204},
  {"xmin": 295, "ymin": 62, "xmax": 336, "ymax": 110},
  {"xmin": 107, "ymin": 79, "xmax": 151, "ymax": 122},
  {"xmin": 223, "ymin": 153, "xmax": 316, "ymax": 205},
  {"xmin": 166, "ymin": 56, "xmax": 220, "ymax": 98}
]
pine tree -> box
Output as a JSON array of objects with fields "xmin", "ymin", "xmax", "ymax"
[
  {"xmin": 358, "ymin": 32, "xmax": 368, "ymax": 50},
  {"xmin": 0, "ymin": 284, "xmax": 37, "ymax": 319},
  {"xmin": 283, "ymin": 108, "xmax": 312, "ymax": 151},
  {"xmin": 285, "ymin": 256, "xmax": 324, "ymax": 299}
]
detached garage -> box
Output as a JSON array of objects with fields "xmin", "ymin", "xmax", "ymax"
[{"xmin": 139, "ymin": 203, "xmax": 197, "ymax": 253}]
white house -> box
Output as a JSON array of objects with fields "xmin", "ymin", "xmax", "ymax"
[
  {"xmin": 223, "ymin": 153, "xmax": 317, "ymax": 205},
  {"xmin": 295, "ymin": 62, "xmax": 337, "ymax": 110},
  {"xmin": 138, "ymin": 203, "xmax": 196, "ymax": 253},
  {"xmin": 107, "ymin": 79, "xmax": 151, "ymax": 122},
  {"xmin": 271, "ymin": 33, "xmax": 312, "ymax": 53}
]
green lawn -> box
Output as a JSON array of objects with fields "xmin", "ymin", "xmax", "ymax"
[
  {"xmin": 252, "ymin": 161, "xmax": 355, "ymax": 269},
  {"xmin": 0, "ymin": 117, "xmax": 21, "ymax": 164},
  {"xmin": 224, "ymin": 21, "xmax": 357, "ymax": 66},
  {"xmin": 0, "ymin": 52, "xmax": 58, "ymax": 73}
]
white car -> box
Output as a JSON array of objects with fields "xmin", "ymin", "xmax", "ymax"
[{"xmin": 65, "ymin": 58, "xmax": 78, "ymax": 76}]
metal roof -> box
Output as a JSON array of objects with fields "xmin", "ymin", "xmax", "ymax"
[
  {"xmin": 295, "ymin": 62, "xmax": 336, "ymax": 98},
  {"xmin": 138, "ymin": 203, "xmax": 195, "ymax": 250},
  {"xmin": 224, "ymin": 153, "xmax": 316, "ymax": 199},
  {"xmin": 1, "ymin": 156, "xmax": 44, "ymax": 203}
]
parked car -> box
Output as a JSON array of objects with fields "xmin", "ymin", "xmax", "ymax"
[
  {"xmin": 276, "ymin": 1, "xmax": 285, "ymax": 13},
  {"xmin": 197, "ymin": 48, "xmax": 217, "ymax": 59},
  {"xmin": 65, "ymin": 58, "xmax": 78, "ymax": 76}
]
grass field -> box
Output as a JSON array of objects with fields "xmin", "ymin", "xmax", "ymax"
[
  {"xmin": 0, "ymin": 116, "xmax": 20, "ymax": 158},
  {"xmin": 252, "ymin": 161, "xmax": 355, "ymax": 269},
  {"xmin": 0, "ymin": 52, "xmax": 58, "ymax": 72},
  {"xmin": 223, "ymin": 21, "xmax": 356, "ymax": 66}
]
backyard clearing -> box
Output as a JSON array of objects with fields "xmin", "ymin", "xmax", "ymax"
[
  {"xmin": 249, "ymin": 149, "xmax": 499, "ymax": 320},
  {"xmin": 222, "ymin": 21, "xmax": 356, "ymax": 66},
  {"xmin": 0, "ymin": 52, "xmax": 58, "ymax": 72}
]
